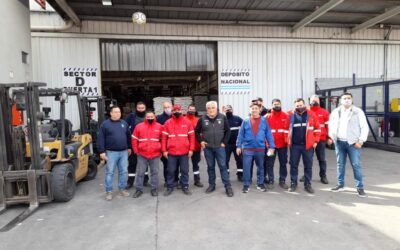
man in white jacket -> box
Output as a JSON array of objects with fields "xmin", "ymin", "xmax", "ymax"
[{"xmin": 328, "ymin": 92, "xmax": 369, "ymax": 197}]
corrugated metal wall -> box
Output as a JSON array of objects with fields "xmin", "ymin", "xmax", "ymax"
[{"xmin": 31, "ymin": 37, "xmax": 101, "ymax": 129}]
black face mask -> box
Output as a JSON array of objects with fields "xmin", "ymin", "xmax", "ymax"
[
  {"xmin": 272, "ymin": 107, "xmax": 281, "ymax": 112},
  {"xmin": 225, "ymin": 111, "xmax": 233, "ymax": 118},
  {"xmin": 187, "ymin": 111, "xmax": 195, "ymax": 116},
  {"xmin": 136, "ymin": 111, "xmax": 145, "ymax": 118},
  {"xmin": 147, "ymin": 119, "xmax": 154, "ymax": 124},
  {"xmin": 311, "ymin": 102, "xmax": 319, "ymax": 107},
  {"xmin": 173, "ymin": 112, "xmax": 181, "ymax": 118},
  {"xmin": 295, "ymin": 107, "xmax": 306, "ymax": 114}
]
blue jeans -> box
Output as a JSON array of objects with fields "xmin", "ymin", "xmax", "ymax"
[
  {"xmin": 204, "ymin": 147, "xmax": 231, "ymax": 188},
  {"xmin": 335, "ymin": 140, "xmax": 364, "ymax": 189},
  {"xmin": 167, "ymin": 155, "xmax": 189, "ymax": 189},
  {"xmin": 266, "ymin": 147, "xmax": 288, "ymax": 184},
  {"xmin": 104, "ymin": 150, "xmax": 128, "ymax": 192},
  {"xmin": 290, "ymin": 145, "xmax": 314, "ymax": 186},
  {"xmin": 243, "ymin": 150, "xmax": 265, "ymax": 187}
]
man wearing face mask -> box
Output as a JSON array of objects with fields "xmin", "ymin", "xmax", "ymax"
[
  {"xmin": 329, "ymin": 93, "xmax": 369, "ymax": 198},
  {"xmin": 224, "ymin": 105, "xmax": 244, "ymax": 181},
  {"xmin": 162, "ymin": 104, "xmax": 195, "ymax": 196},
  {"xmin": 125, "ymin": 102, "xmax": 148, "ymax": 189},
  {"xmin": 131, "ymin": 110, "xmax": 163, "ymax": 198},
  {"xmin": 185, "ymin": 104, "xmax": 204, "ymax": 187},
  {"xmin": 287, "ymin": 98, "xmax": 321, "ymax": 193},
  {"xmin": 265, "ymin": 99, "xmax": 290, "ymax": 190}
]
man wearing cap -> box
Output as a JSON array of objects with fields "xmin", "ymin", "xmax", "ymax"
[
  {"xmin": 162, "ymin": 104, "xmax": 195, "ymax": 196},
  {"xmin": 224, "ymin": 105, "xmax": 244, "ymax": 181}
]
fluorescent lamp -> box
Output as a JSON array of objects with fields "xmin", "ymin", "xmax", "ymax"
[{"xmin": 102, "ymin": 0, "xmax": 112, "ymax": 6}]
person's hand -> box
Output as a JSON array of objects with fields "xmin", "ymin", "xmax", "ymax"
[
  {"xmin": 188, "ymin": 151, "xmax": 193, "ymax": 158},
  {"xmin": 236, "ymin": 148, "xmax": 241, "ymax": 156},
  {"xmin": 313, "ymin": 143, "xmax": 318, "ymax": 149},
  {"xmin": 327, "ymin": 139, "xmax": 333, "ymax": 145},
  {"xmin": 128, "ymin": 149, "xmax": 132, "ymax": 156},
  {"xmin": 163, "ymin": 152, "xmax": 169, "ymax": 159},
  {"xmin": 100, "ymin": 153, "xmax": 108, "ymax": 161},
  {"xmin": 221, "ymin": 143, "xmax": 226, "ymax": 148},
  {"xmin": 267, "ymin": 149, "xmax": 275, "ymax": 156},
  {"xmin": 354, "ymin": 143, "xmax": 362, "ymax": 149},
  {"xmin": 201, "ymin": 141, "xmax": 208, "ymax": 149}
]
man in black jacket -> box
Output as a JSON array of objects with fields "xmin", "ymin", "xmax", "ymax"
[{"xmin": 195, "ymin": 101, "xmax": 234, "ymax": 197}]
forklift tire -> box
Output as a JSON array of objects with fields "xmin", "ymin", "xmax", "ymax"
[
  {"xmin": 51, "ymin": 163, "xmax": 76, "ymax": 202},
  {"xmin": 83, "ymin": 159, "xmax": 98, "ymax": 181}
]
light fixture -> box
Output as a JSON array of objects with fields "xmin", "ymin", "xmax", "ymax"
[
  {"xmin": 102, "ymin": 0, "xmax": 112, "ymax": 6},
  {"xmin": 132, "ymin": 11, "xmax": 146, "ymax": 24}
]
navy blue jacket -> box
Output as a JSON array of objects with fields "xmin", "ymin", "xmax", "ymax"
[
  {"xmin": 125, "ymin": 112, "xmax": 145, "ymax": 133},
  {"xmin": 97, "ymin": 119, "xmax": 131, "ymax": 153},
  {"xmin": 156, "ymin": 112, "xmax": 171, "ymax": 125},
  {"xmin": 227, "ymin": 115, "xmax": 243, "ymax": 145}
]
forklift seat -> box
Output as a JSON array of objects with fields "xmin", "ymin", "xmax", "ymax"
[{"xmin": 54, "ymin": 119, "xmax": 73, "ymax": 141}]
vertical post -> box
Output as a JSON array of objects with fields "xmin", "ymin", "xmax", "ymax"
[
  {"xmin": 384, "ymin": 82, "xmax": 390, "ymax": 144},
  {"xmin": 362, "ymin": 86, "xmax": 366, "ymax": 112},
  {"xmin": 352, "ymin": 73, "xmax": 356, "ymax": 86}
]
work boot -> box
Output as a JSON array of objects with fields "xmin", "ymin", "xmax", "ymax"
[
  {"xmin": 304, "ymin": 185, "xmax": 315, "ymax": 194},
  {"xmin": 105, "ymin": 192, "xmax": 113, "ymax": 201},
  {"xmin": 163, "ymin": 188, "xmax": 173, "ymax": 197},
  {"xmin": 289, "ymin": 183, "xmax": 297, "ymax": 192},
  {"xmin": 299, "ymin": 176, "xmax": 305, "ymax": 182},
  {"xmin": 151, "ymin": 189, "xmax": 158, "ymax": 197},
  {"xmin": 182, "ymin": 188, "xmax": 192, "ymax": 195},
  {"xmin": 205, "ymin": 185, "xmax": 216, "ymax": 194},
  {"xmin": 321, "ymin": 176, "xmax": 329, "ymax": 184},
  {"xmin": 226, "ymin": 186, "xmax": 234, "ymax": 197},
  {"xmin": 119, "ymin": 189, "xmax": 130, "ymax": 197},
  {"xmin": 279, "ymin": 182, "xmax": 289, "ymax": 190},
  {"xmin": 194, "ymin": 180, "xmax": 204, "ymax": 188},
  {"xmin": 132, "ymin": 190, "xmax": 143, "ymax": 198},
  {"xmin": 266, "ymin": 182, "xmax": 274, "ymax": 190}
]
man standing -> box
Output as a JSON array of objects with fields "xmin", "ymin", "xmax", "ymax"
[
  {"xmin": 185, "ymin": 104, "xmax": 204, "ymax": 187},
  {"xmin": 329, "ymin": 93, "xmax": 369, "ymax": 197},
  {"xmin": 224, "ymin": 105, "xmax": 244, "ymax": 181},
  {"xmin": 252, "ymin": 97, "xmax": 269, "ymax": 116},
  {"xmin": 162, "ymin": 104, "xmax": 195, "ymax": 196},
  {"xmin": 265, "ymin": 99, "xmax": 290, "ymax": 190},
  {"xmin": 288, "ymin": 98, "xmax": 320, "ymax": 194},
  {"xmin": 125, "ymin": 102, "xmax": 147, "ymax": 189},
  {"xmin": 131, "ymin": 111, "xmax": 163, "ymax": 198},
  {"xmin": 195, "ymin": 101, "xmax": 234, "ymax": 197},
  {"xmin": 237, "ymin": 103, "xmax": 275, "ymax": 193},
  {"xmin": 97, "ymin": 106, "xmax": 131, "ymax": 201}
]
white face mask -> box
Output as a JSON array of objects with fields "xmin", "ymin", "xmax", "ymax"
[
  {"xmin": 164, "ymin": 108, "xmax": 172, "ymax": 115},
  {"xmin": 341, "ymin": 99, "xmax": 353, "ymax": 107}
]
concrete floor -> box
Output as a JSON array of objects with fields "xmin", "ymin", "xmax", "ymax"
[{"xmin": 0, "ymin": 147, "xmax": 399, "ymax": 250}]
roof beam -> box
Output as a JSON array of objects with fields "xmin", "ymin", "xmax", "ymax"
[
  {"xmin": 351, "ymin": 6, "xmax": 400, "ymax": 33},
  {"xmin": 292, "ymin": 0, "xmax": 345, "ymax": 32},
  {"xmin": 54, "ymin": 0, "xmax": 81, "ymax": 26}
]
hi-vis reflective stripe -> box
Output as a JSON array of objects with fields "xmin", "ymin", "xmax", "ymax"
[
  {"xmin": 283, "ymin": 130, "xmax": 289, "ymax": 133},
  {"xmin": 271, "ymin": 129, "xmax": 277, "ymax": 133},
  {"xmin": 325, "ymin": 122, "xmax": 329, "ymax": 125},
  {"xmin": 193, "ymin": 171, "xmax": 200, "ymax": 175},
  {"xmin": 128, "ymin": 173, "xmax": 136, "ymax": 177},
  {"xmin": 320, "ymin": 124, "xmax": 325, "ymax": 127},
  {"xmin": 188, "ymin": 130, "xmax": 194, "ymax": 134},
  {"xmin": 307, "ymin": 127, "xmax": 314, "ymax": 130},
  {"xmin": 132, "ymin": 135, "xmax": 139, "ymax": 139},
  {"xmin": 168, "ymin": 135, "xmax": 176, "ymax": 137},
  {"xmin": 230, "ymin": 127, "xmax": 240, "ymax": 130},
  {"xmin": 178, "ymin": 134, "xmax": 188, "ymax": 137},
  {"xmin": 314, "ymin": 129, "xmax": 321, "ymax": 132},
  {"xmin": 162, "ymin": 131, "xmax": 169, "ymax": 135},
  {"xmin": 150, "ymin": 138, "xmax": 160, "ymax": 142},
  {"xmin": 237, "ymin": 169, "xmax": 243, "ymax": 172},
  {"xmin": 293, "ymin": 123, "xmax": 308, "ymax": 127},
  {"xmin": 277, "ymin": 129, "xmax": 285, "ymax": 133},
  {"xmin": 138, "ymin": 139, "xmax": 148, "ymax": 142}
]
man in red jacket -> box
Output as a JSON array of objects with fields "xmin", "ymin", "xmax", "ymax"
[
  {"xmin": 131, "ymin": 110, "xmax": 163, "ymax": 198},
  {"xmin": 265, "ymin": 98, "xmax": 290, "ymax": 190},
  {"xmin": 185, "ymin": 104, "xmax": 204, "ymax": 187},
  {"xmin": 162, "ymin": 104, "xmax": 195, "ymax": 196}
]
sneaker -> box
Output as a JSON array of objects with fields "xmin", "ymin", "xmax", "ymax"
[
  {"xmin": 279, "ymin": 182, "xmax": 289, "ymax": 190},
  {"xmin": 237, "ymin": 175, "xmax": 243, "ymax": 182},
  {"xmin": 357, "ymin": 188, "xmax": 367, "ymax": 198},
  {"xmin": 242, "ymin": 186, "xmax": 250, "ymax": 193},
  {"xmin": 164, "ymin": 188, "xmax": 173, "ymax": 196},
  {"xmin": 119, "ymin": 189, "xmax": 130, "ymax": 197},
  {"xmin": 257, "ymin": 184, "xmax": 267, "ymax": 192},
  {"xmin": 226, "ymin": 187, "xmax": 234, "ymax": 197},
  {"xmin": 132, "ymin": 190, "xmax": 143, "ymax": 198},
  {"xmin": 182, "ymin": 188, "xmax": 192, "ymax": 195},
  {"xmin": 105, "ymin": 192, "xmax": 113, "ymax": 201},
  {"xmin": 205, "ymin": 185, "xmax": 216, "ymax": 194},
  {"xmin": 321, "ymin": 176, "xmax": 329, "ymax": 184},
  {"xmin": 304, "ymin": 185, "xmax": 315, "ymax": 194},
  {"xmin": 299, "ymin": 176, "xmax": 305, "ymax": 182},
  {"xmin": 331, "ymin": 185, "xmax": 345, "ymax": 192},
  {"xmin": 151, "ymin": 189, "xmax": 158, "ymax": 197},
  {"xmin": 266, "ymin": 182, "xmax": 274, "ymax": 190},
  {"xmin": 194, "ymin": 181, "xmax": 204, "ymax": 188},
  {"xmin": 288, "ymin": 183, "xmax": 297, "ymax": 192}
]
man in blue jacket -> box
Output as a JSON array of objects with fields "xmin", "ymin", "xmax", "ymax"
[
  {"xmin": 237, "ymin": 103, "xmax": 275, "ymax": 193},
  {"xmin": 98, "ymin": 106, "xmax": 132, "ymax": 201}
]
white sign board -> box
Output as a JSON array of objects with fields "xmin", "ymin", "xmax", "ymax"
[
  {"xmin": 63, "ymin": 67, "xmax": 100, "ymax": 96},
  {"xmin": 220, "ymin": 68, "xmax": 251, "ymax": 95}
]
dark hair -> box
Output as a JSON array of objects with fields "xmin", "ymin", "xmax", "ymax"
[
  {"xmin": 340, "ymin": 92, "xmax": 353, "ymax": 98},
  {"xmin": 271, "ymin": 98, "xmax": 281, "ymax": 104},
  {"xmin": 109, "ymin": 105, "xmax": 120, "ymax": 112},
  {"xmin": 250, "ymin": 103, "xmax": 261, "ymax": 108},
  {"xmin": 188, "ymin": 104, "xmax": 196, "ymax": 109},
  {"xmin": 145, "ymin": 109, "xmax": 155, "ymax": 115},
  {"xmin": 294, "ymin": 98, "xmax": 305, "ymax": 104},
  {"xmin": 136, "ymin": 101, "xmax": 146, "ymax": 107}
]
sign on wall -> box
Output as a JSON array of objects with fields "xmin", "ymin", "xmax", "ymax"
[
  {"xmin": 63, "ymin": 67, "xmax": 100, "ymax": 96},
  {"xmin": 220, "ymin": 68, "xmax": 251, "ymax": 95}
]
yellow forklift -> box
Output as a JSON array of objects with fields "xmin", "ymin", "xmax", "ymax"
[{"xmin": 0, "ymin": 82, "xmax": 97, "ymax": 232}]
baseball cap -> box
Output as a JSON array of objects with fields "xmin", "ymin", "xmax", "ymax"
[{"xmin": 172, "ymin": 104, "xmax": 182, "ymax": 111}]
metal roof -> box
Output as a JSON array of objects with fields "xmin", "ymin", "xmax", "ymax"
[{"xmin": 47, "ymin": 0, "xmax": 400, "ymax": 32}]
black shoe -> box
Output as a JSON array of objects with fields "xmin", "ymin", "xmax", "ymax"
[
  {"xmin": 194, "ymin": 181, "xmax": 204, "ymax": 188},
  {"xmin": 357, "ymin": 188, "xmax": 367, "ymax": 198},
  {"xmin": 279, "ymin": 182, "xmax": 289, "ymax": 190},
  {"xmin": 151, "ymin": 189, "xmax": 158, "ymax": 197},
  {"xmin": 305, "ymin": 185, "xmax": 315, "ymax": 194},
  {"xmin": 257, "ymin": 184, "xmax": 267, "ymax": 192},
  {"xmin": 237, "ymin": 175, "xmax": 243, "ymax": 182},
  {"xmin": 266, "ymin": 182, "xmax": 274, "ymax": 190},
  {"xmin": 226, "ymin": 187, "xmax": 234, "ymax": 197},
  {"xmin": 163, "ymin": 188, "xmax": 173, "ymax": 196},
  {"xmin": 321, "ymin": 176, "xmax": 329, "ymax": 184},
  {"xmin": 299, "ymin": 176, "xmax": 305, "ymax": 182},
  {"xmin": 126, "ymin": 183, "xmax": 133, "ymax": 189},
  {"xmin": 242, "ymin": 186, "xmax": 250, "ymax": 193},
  {"xmin": 182, "ymin": 188, "xmax": 192, "ymax": 195},
  {"xmin": 289, "ymin": 183, "xmax": 297, "ymax": 192},
  {"xmin": 205, "ymin": 185, "xmax": 216, "ymax": 194},
  {"xmin": 331, "ymin": 185, "xmax": 345, "ymax": 192},
  {"xmin": 132, "ymin": 190, "xmax": 143, "ymax": 198}
]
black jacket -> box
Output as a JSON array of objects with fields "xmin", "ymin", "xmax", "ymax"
[{"xmin": 195, "ymin": 113, "xmax": 231, "ymax": 148}]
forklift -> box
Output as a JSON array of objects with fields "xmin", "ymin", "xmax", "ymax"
[{"xmin": 0, "ymin": 82, "xmax": 97, "ymax": 232}]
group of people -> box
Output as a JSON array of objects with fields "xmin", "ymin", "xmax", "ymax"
[{"xmin": 97, "ymin": 92, "xmax": 369, "ymax": 201}]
